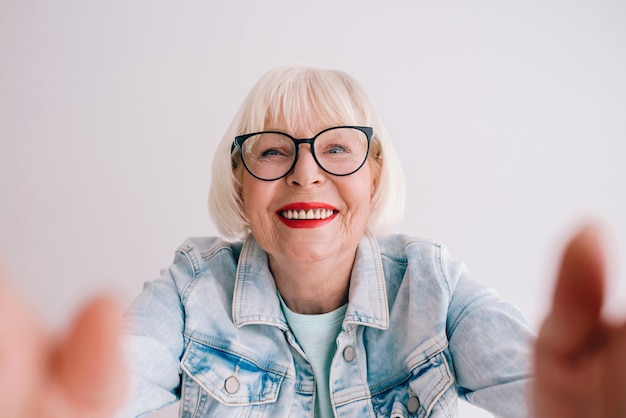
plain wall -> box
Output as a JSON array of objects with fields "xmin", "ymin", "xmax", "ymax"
[{"xmin": 1, "ymin": 1, "xmax": 625, "ymax": 417}]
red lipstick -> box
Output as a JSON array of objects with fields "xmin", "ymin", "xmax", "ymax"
[{"xmin": 276, "ymin": 202, "xmax": 338, "ymax": 228}]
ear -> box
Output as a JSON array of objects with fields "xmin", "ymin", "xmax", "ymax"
[
  {"xmin": 369, "ymin": 146, "xmax": 383, "ymax": 198},
  {"xmin": 233, "ymin": 168, "xmax": 246, "ymax": 215},
  {"xmin": 237, "ymin": 185, "xmax": 245, "ymax": 208}
]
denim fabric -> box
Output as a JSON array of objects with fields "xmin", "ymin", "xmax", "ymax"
[{"xmin": 118, "ymin": 233, "xmax": 534, "ymax": 418}]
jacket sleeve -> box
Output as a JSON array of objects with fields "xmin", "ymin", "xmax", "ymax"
[
  {"xmin": 442, "ymin": 246, "xmax": 535, "ymax": 418},
  {"xmin": 115, "ymin": 250, "xmax": 192, "ymax": 418}
]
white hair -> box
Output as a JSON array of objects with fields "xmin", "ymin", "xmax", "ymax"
[{"xmin": 208, "ymin": 65, "xmax": 405, "ymax": 240}]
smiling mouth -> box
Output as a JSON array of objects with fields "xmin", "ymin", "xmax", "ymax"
[{"xmin": 280, "ymin": 208, "xmax": 337, "ymax": 220}]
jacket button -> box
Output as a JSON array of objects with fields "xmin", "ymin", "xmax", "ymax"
[
  {"xmin": 224, "ymin": 376, "xmax": 240, "ymax": 394},
  {"xmin": 407, "ymin": 395, "xmax": 420, "ymax": 414},
  {"xmin": 343, "ymin": 346, "xmax": 356, "ymax": 362}
]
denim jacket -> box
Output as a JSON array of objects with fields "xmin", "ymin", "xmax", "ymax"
[{"xmin": 119, "ymin": 233, "xmax": 534, "ymax": 417}]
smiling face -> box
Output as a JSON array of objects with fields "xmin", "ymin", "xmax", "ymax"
[{"xmin": 240, "ymin": 120, "xmax": 376, "ymax": 266}]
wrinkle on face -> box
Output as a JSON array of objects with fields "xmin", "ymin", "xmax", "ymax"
[{"xmin": 240, "ymin": 110, "xmax": 375, "ymax": 263}]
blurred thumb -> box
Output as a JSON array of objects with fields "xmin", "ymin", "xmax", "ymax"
[
  {"xmin": 52, "ymin": 296, "xmax": 128, "ymax": 413},
  {"xmin": 540, "ymin": 225, "xmax": 606, "ymax": 356}
]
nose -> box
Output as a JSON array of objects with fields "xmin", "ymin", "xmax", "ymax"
[{"xmin": 286, "ymin": 144, "xmax": 325, "ymax": 187}]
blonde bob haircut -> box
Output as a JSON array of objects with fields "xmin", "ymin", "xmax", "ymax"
[{"xmin": 208, "ymin": 65, "xmax": 405, "ymax": 240}]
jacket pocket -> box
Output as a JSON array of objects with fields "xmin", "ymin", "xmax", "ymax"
[
  {"xmin": 181, "ymin": 339, "xmax": 287, "ymax": 407},
  {"xmin": 407, "ymin": 350, "xmax": 456, "ymax": 417},
  {"xmin": 371, "ymin": 347, "xmax": 456, "ymax": 417}
]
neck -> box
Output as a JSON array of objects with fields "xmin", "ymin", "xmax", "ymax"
[{"xmin": 269, "ymin": 249, "xmax": 356, "ymax": 315}]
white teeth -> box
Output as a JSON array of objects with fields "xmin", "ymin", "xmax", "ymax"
[{"xmin": 281, "ymin": 208, "xmax": 336, "ymax": 220}]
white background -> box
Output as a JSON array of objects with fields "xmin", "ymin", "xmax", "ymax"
[{"xmin": 1, "ymin": 1, "xmax": 625, "ymax": 417}]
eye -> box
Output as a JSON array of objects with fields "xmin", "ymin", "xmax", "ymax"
[
  {"xmin": 255, "ymin": 149, "xmax": 292, "ymax": 163},
  {"xmin": 260, "ymin": 148, "xmax": 287, "ymax": 157},
  {"xmin": 247, "ymin": 133, "xmax": 294, "ymax": 160},
  {"xmin": 326, "ymin": 143, "xmax": 350, "ymax": 154}
]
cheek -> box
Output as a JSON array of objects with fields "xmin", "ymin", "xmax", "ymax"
[
  {"xmin": 241, "ymin": 177, "xmax": 276, "ymax": 219},
  {"xmin": 241, "ymin": 173, "xmax": 261, "ymax": 204},
  {"xmin": 340, "ymin": 176, "xmax": 374, "ymax": 218}
]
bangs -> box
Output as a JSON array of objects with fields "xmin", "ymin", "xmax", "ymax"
[
  {"xmin": 242, "ymin": 67, "xmax": 370, "ymax": 134},
  {"xmin": 209, "ymin": 64, "xmax": 405, "ymax": 240}
]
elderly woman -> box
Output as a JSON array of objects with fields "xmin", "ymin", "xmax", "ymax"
[
  {"xmin": 1, "ymin": 65, "xmax": 625, "ymax": 418},
  {"xmin": 121, "ymin": 65, "xmax": 533, "ymax": 417}
]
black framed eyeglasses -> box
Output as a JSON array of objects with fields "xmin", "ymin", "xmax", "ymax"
[{"xmin": 231, "ymin": 126, "xmax": 373, "ymax": 181}]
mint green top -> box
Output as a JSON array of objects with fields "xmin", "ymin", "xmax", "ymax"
[{"xmin": 279, "ymin": 296, "xmax": 347, "ymax": 418}]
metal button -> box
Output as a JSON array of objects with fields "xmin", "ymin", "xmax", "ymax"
[
  {"xmin": 224, "ymin": 376, "xmax": 240, "ymax": 394},
  {"xmin": 407, "ymin": 395, "xmax": 420, "ymax": 414},
  {"xmin": 343, "ymin": 345, "xmax": 356, "ymax": 362}
]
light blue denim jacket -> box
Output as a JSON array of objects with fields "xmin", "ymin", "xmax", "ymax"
[{"xmin": 119, "ymin": 233, "xmax": 534, "ymax": 417}]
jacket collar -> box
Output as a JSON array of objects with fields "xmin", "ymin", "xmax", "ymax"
[{"xmin": 232, "ymin": 233, "xmax": 389, "ymax": 331}]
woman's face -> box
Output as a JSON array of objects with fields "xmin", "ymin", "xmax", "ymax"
[{"xmin": 241, "ymin": 119, "xmax": 376, "ymax": 266}]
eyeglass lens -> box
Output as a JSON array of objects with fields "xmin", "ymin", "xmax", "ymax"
[{"xmin": 240, "ymin": 127, "xmax": 369, "ymax": 180}]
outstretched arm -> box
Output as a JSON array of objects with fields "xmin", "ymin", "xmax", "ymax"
[
  {"xmin": 0, "ymin": 278, "xmax": 127, "ymax": 417},
  {"xmin": 534, "ymin": 226, "xmax": 626, "ymax": 417}
]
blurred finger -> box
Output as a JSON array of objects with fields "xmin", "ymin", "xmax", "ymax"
[
  {"xmin": 0, "ymin": 277, "xmax": 46, "ymax": 417},
  {"xmin": 603, "ymin": 321, "xmax": 626, "ymax": 416},
  {"xmin": 51, "ymin": 296, "xmax": 128, "ymax": 414},
  {"xmin": 540, "ymin": 225, "xmax": 606, "ymax": 356}
]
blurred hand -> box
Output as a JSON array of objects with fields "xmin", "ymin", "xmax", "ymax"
[
  {"xmin": 0, "ymin": 276, "xmax": 127, "ymax": 418},
  {"xmin": 534, "ymin": 226, "xmax": 626, "ymax": 417}
]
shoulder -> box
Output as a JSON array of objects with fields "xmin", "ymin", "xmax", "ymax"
[
  {"xmin": 376, "ymin": 234, "xmax": 444, "ymax": 262},
  {"xmin": 177, "ymin": 236, "xmax": 243, "ymax": 256},
  {"xmin": 375, "ymin": 234, "xmax": 467, "ymax": 292},
  {"xmin": 172, "ymin": 237, "xmax": 243, "ymax": 273},
  {"xmin": 177, "ymin": 236, "xmax": 243, "ymax": 257}
]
